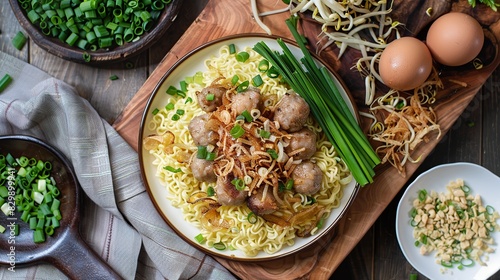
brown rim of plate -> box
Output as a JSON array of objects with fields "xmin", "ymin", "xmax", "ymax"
[
  {"xmin": 138, "ymin": 33, "xmax": 361, "ymax": 261},
  {"xmin": 8, "ymin": 0, "xmax": 183, "ymax": 64}
]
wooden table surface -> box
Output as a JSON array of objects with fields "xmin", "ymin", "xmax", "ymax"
[{"xmin": 1, "ymin": 0, "xmax": 500, "ymax": 279}]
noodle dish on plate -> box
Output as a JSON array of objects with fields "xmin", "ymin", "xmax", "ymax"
[{"xmin": 139, "ymin": 34, "xmax": 359, "ymax": 260}]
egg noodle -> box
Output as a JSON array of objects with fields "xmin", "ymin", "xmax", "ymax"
[{"xmin": 145, "ymin": 45, "xmax": 352, "ymax": 256}]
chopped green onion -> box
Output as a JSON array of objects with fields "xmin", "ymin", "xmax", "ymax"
[
  {"xmin": 441, "ymin": 260, "xmax": 453, "ymax": 268},
  {"xmin": 419, "ymin": 234, "xmax": 428, "ymax": 245},
  {"xmin": 180, "ymin": 80, "xmax": 188, "ymax": 92},
  {"xmin": 213, "ymin": 242, "xmax": 226, "ymax": 250},
  {"xmin": 33, "ymin": 191, "xmax": 44, "ymax": 204},
  {"xmin": 65, "ymin": 33, "xmax": 79, "ymax": 46},
  {"xmin": 193, "ymin": 71, "xmax": 204, "ymax": 85},
  {"xmin": 152, "ymin": 108, "xmax": 159, "ymax": 115},
  {"xmin": 231, "ymin": 178, "xmax": 245, "ymax": 191},
  {"xmin": 166, "ymin": 85, "xmax": 178, "ymax": 95},
  {"xmin": 0, "ymin": 225, "xmax": 5, "ymax": 233},
  {"xmin": 252, "ymin": 74, "xmax": 263, "ymax": 87},
  {"xmin": 34, "ymin": 228, "xmax": 45, "ymax": 243},
  {"xmin": 236, "ymin": 81, "xmax": 249, "ymax": 92},
  {"xmin": 231, "ymin": 75, "xmax": 239, "ymax": 85},
  {"xmin": 0, "ymin": 186, "xmax": 8, "ymax": 198},
  {"xmin": 205, "ymin": 152, "xmax": 216, "ymax": 161},
  {"xmin": 176, "ymin": 90, "xmax": 186, "ymax": 98},
  {"xmin": 205, "ymin": 93, "xmax": 215, "ymax": 101},
  {"xmin": 418, "ymin": 189, "xmax": 427, "ymax": 202},
  {"xmin": 461, "ymin": 258, "xmax": 474, "ymax": 267},
  {"xmin": 109, "ymin": 74, "xmax": 119, "ymax": 80},
  {"xmin": 228, "ymin": 43, "xmax": 236, "ymax": 54},
  {"xmin": 176, "ymin": 109, "xmax": 185, "ymax": 115},
  {"xmin": 259, "ymin": 129, "xmax": 271, "ymax": 139},
  {"xmin": 409, "ymin": 273, "xmax": 418, "ymax": 280},
  {"xmin": 171, "ymin": 114, "xmax": 180, "ymax": 121},
  {"xmin": 163, "ymin": 166, "xmax": 182, "ymax": 173},
  {"xmin": 285, "ymin": 179, "xmax": 294, "ymax": 190},
  {"xmin": 230, "ymin": 124, "xmax": 245, "ymax": 138},
  {"xmin": 258, "ymin": 59, "xmax": 269, "ymax": 72},
  {"xmin": 194, "ymin": 233, "xmax": 205, "ymax": 243},
  {"xmin": 45, "ymin": 226, "xmax": 55, "ymax": 236},
  {"xmin": 237, "ymin": 110, "xmax": 253, "ymax": 122},
  {"xmin": 83, "ymin": 52, "xmax": 91, "ymax": 62},
  {"xmin": 165, "ymin": 103, "xmax": 175, "ymax": 110},
  {"xmin": 410, "ymin": 207, "xmax": 417, "ymax": 218},
  {"xmin": 197, "ymin": 146, "xmax": 207, "ymax": 159},
  {"xmin": 236, "ymin": 51, "xmax": 250, "ymax": 62},
  {"xmin": 29, "ymin": 216, "xmax": 37, "ymax": 230},
  {"xmin": 1, "ymin": 202, "xmax": 12, "ymax": 216},
  {"xmin": 461, "ymin": 184, "xmax": 470, "ymax": 194},
  {"xmin": 0, "ymin": 74, "xmax": 13, "ymax": 93},
  {"xmin": 266, "ymin": 149, "xmax": 278, "ymax": 159},
  {"xmin": 267, "ymin": 66, "xmax": 279, "ymax": 78},
  {"xmin": 207, "ymin": 186, "xmax": 215, "ymax": 197},
  {"xmin": 247, "ymin": 212, "xmax": 257, "ymax": 224},
  {"xmin": 12, "ymin": 31, "xmax": 28, "ymax": 50}
]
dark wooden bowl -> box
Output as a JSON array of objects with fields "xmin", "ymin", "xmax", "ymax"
[{"xmin": 8, "ymin": 0, "xmax": 183, "ymax": 65}]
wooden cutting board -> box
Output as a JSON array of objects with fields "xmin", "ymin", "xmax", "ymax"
[{"xmin": 112, "ymin": 0, "xmax": 500, "ymax": 279}]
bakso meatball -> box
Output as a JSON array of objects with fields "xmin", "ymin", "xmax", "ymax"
[
  {"xmin": 215, "ymin": 175, "xmax": 248, "ymax": 206},
  {"xmin": 188, "ymin": 114, "xmax": 217, "ymax": 146},
  {"xmin": 231, "ymin": 88, "xmax": 261, "ymax": 116},
  {"xmin": 197, "ymin": 85, "xmax": 226, "ymax": 112},
  {"xmin": 190, "ymin": 157, "xmax": 216, "ymax": 183},
  {"xmin": 291, "ymin": 161, "xmax": 323, "ymax": 195},
  {"xmin": 274, "ymin": 91, "xmax": 310, "ymax": 132},
  {"xmin": 285, "ymin": 128, "xmax": 317, "ymax": 160},
  {"xmin": 247, "ymin": 187, "xmax": 278, "ymax": 216}
]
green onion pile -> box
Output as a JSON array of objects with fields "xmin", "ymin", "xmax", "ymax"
[
  {"xmin": 0, "ymin": 153, "xmax": 62, "ymax": 243},
  {"xmin": 253, "ymin": 16, "xmax": 380, "ymax": 186},
  {"xmin": 16, "ymin": 0, "xmax": 171, "ymax": 52}
]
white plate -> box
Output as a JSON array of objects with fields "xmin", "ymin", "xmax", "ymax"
[
  {"xmin": 396, "ymin": 162, "xmax": 500, "ymax": 279},
  {"xmin": 139, "ymin": 34, "xmax": 359, "ymax": 261}
]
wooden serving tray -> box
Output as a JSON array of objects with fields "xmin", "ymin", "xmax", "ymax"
[{"xmin": 113, "ymin": 0, "xmax": 500, "ymax": 278}]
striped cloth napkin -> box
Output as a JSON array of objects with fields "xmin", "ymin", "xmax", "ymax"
[{"xmin": 0, "ymin": 52, "xmax": 235, "ymax": 280}]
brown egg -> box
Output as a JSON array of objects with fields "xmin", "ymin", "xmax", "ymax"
[
  {"xmin": 379, "ymin": 37, "xmax": 433, "ymax": 91},
  {"xmin": 426, "ymin": 12, "xmax": 484, "ymax": 66}
]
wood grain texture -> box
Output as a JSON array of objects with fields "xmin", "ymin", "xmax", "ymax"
[{"xmin": 111, "ymin": 0, "xmax": 500, "ymax": 279}]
